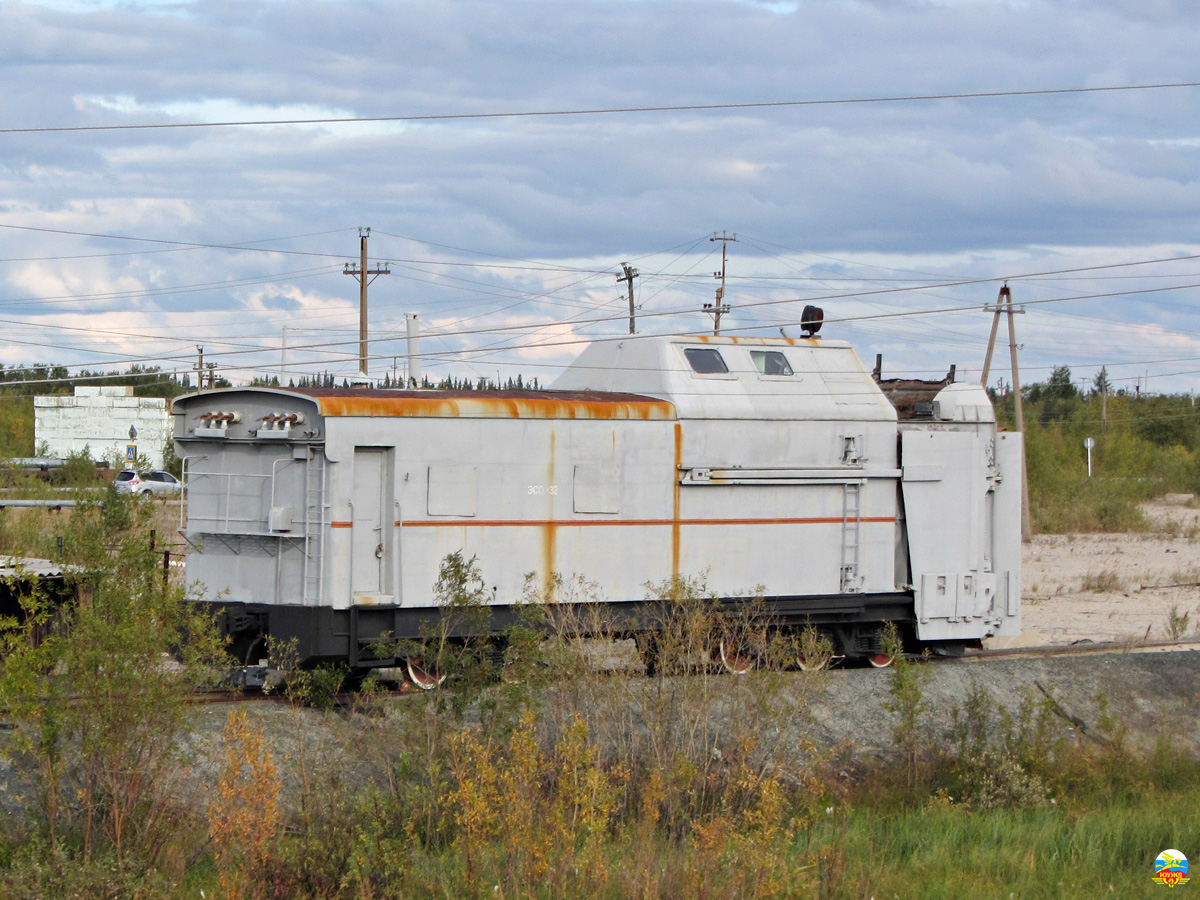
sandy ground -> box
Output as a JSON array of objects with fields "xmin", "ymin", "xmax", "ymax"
[{"xmin": 1011, "ymin": 496, "xmax": 1200, "ymax": 647}]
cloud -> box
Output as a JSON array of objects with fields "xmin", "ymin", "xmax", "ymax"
[{"xmin": 1, "ymin": 0, "xmax": 1200, "ymax": 389}]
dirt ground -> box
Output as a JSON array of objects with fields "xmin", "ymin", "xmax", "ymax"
[{"xmin": 1007, "ymin": 496, "xmax": 1200, "ymax": 647}]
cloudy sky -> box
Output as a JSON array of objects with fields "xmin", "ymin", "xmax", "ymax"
[{"xmin": 1, "ymin": 0, "xmax": 1199, "ymax": 396}]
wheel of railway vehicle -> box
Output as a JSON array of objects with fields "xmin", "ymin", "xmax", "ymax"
[
  {"xmin": 867, "ymin": 652, "xmax": 896, "ymax": 668},
  {"xmin": 718, "ymin": 636, "xmax": 755, "ymax": 675},
  {"xmin": 796, "ymin": 653, "xmax": 828, "ymax": 672},
  {"xmin": 405, "ymin": 658, "xmax": 446, "ymax": 690},
  {"xmin": 793, "ymin": 627, "xmax": 838, "ymax": 672}
]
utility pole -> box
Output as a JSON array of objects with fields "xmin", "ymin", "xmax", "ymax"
[
  {"xmin": 617, "ymin": 263, "xmax": 639, "ymax": 334},
  {"xmin": 193, "ymin": 346, "xmax": 205, "ymax": 394},
  {"xmin": 405, "ymin": 313, "xmax": 422, "ymax": 388},
  {"xmin": 981, "ymin": 284, "xmax": 1031, "ymax": 540},
  {"xmin": 980, "ymin": 284, "xmax": 1005, "ymax": 387},
  {"xmin": 342, "ymin": 227, "xmax": 391, "ymax": 379},
  {"xmin": 705, "ymin": 231, "xmax": 736, "ymax": 335},
  {"xmin": 1099, "ymin": 366, "xmax": 1108, "ymax": 434},
  {"xmin": 1002, "ymin": 284, "xmax": 1032, "ymax": 542}
]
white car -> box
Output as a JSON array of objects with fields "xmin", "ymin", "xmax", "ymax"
[{"xmin": 114, "ymin": 470, "xmax": 182, "ymax": 497}]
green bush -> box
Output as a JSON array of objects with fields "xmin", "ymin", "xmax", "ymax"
[{"xmin": 0, "ymin": 492, "xmax": 228, "ymax": 874}]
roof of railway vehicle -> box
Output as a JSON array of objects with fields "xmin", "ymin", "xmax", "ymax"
[
  {"xmin": 173, "ymin": 336, "xmax": 908, "ymax": 423},
  {"xmin": 173, "ymin": 387, "xmax": 677, "ymax": 420},
  {"xmin": 551, "ymin": 334, "xmax": 899, "ymax": 422}
]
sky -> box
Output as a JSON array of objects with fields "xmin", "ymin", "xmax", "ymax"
[{"xmin": 1, "ymin": 0, "xmax": 1200, "ymax": 399}]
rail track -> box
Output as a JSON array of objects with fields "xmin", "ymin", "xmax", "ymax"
[
  {"xmin": 5, "ymin": 637, "xmax": 1194, "ymax": 721},
  {"xmin": 957, "ymin": 636, "xmax": 1200, "ymax": 663},
  {"xmin": 177, "ymin": 636, "xmax": 1200, "ymax": 706}
]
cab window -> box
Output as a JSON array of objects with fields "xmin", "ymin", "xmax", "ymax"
[
  {"xmin": 750, "ymin": 350, "xmax": 793, "ymax": 376},
  {"xmin": 684, "ymin": 348, "xmax": 729, "ymax": 374}
]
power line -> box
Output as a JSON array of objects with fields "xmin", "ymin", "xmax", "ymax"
[
  {"xmin": 0, "ymin": 221, "xmax": 625, "ymax": 276},
  {"xmin": 6, "ymin": 264, "xmax": 1200, "ymax": 379},
  {"xmin": 3, "ymin": 82, "xmax": 1198, "ymax": 135},
  {"xmin": 0, "ymin": 222, "xmax": 352, "ymax": 259},
  {"xmin": 9, "ymin": 234, "xmax": 1200, "ymax": 383},
  {"xmin": 0, "ymin": 266, "xmax": 340, "ymax": 310},
  {"xmin": 0, "ymin": 227, "xmax": 349, "ymax": 263}
]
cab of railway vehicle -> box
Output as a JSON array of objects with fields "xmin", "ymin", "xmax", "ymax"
[{"xmin": 172, "ymin": 334, "xmax": 1021, "ymax": 668}]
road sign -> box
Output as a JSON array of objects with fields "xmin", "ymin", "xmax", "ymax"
[{"xmin": 126, "ymin": 445, "xmax": 137, "ymax": 463}]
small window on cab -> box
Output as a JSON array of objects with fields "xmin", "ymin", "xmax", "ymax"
[
  {"xmin": 750, "ymin": 350, "xmax": 793, "ymax": 376},
  {"xmin": 684, "ymin": 347, "xmax": 729, "ymax": 374}
]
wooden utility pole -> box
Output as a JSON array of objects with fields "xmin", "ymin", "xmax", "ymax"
[
  {"xmin": 1096, "ymin": 365, "xmax": 1109, "ymax": 434},
  {"xmin": 980, "ymin": 285, "xmax": 1006, "ymax": 387},
  {"xmin": 980, "ymin": 284, "xmax": 1032, "ymax": 539},
  {"xmin": 342, "ymin": 227, "xmax": 391, "ymax": 379},
  {"xmin": 993, "ymin": 284, "xmax": 1033, "ymax": 541},
  {"xmin": 617, "ymin": 263, "xmax": 639, "ymax": 334},
  {"xmin": 705, "ymin": 232, "xmax": 736, "ymax": 335}
]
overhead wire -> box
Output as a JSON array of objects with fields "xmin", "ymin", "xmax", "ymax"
[
  {"xmin": 0, "ymin": 227, "xmax": 352, "ymax": 263},
  {"xmin": 3, "ymin": 82, "xmax": 1198, "ymax": 135},
  {"xmin": 6, "ymin": 256, "xmax": 1200, "ymax": 382},
  {"xmin": 8, "ymin": 221, "xmax": 1200, "ymax": 385},
  {"xmin": 0, "ymin": 266, "xmax": 341, "ymax": 310},
  {"xmin": 0, "ymin": 222, "xmax": 620, "ymax": 275},
  {"xmin": 5, "ymin": 79, "xmax": 1200, "ymax": 382}
]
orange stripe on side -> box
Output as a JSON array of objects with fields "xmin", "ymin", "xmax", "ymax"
[
  {"xmin": 330, "ymin": 521, "xmax": 353, "ymax": 528},
  {"xmin": 402, "ymin": 516, "xmax": 896, "ymax": 528}
]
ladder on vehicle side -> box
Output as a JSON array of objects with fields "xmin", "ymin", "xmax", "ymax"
[
  {"xmin": 840, "ymin": 482, "xmax": 863, "ymax": 593},
  {"xmin": 302, "ymin": 449, "xmax": 326, "ymax": 604}
]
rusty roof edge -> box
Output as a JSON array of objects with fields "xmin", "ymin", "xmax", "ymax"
[
  {"xmin": 172, "ymin": 385, "xmax": 677, "ymax": 420},
  {"xmin": 312, "ymin": 391, "xmax": 678, "ymax": 419}
]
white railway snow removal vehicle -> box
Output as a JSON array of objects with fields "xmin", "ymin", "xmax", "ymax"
[{"xmin": 173, "ymin": 332, "xmax": 1021, "ymax": 673}]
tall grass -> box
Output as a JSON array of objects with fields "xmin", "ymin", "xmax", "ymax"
[
  {"xmin": 2, "ymin": 578, "xmax": 1196, "ymax": 899},
  {"xmin": 190, "ymin": 598, "xmax": 1200, "ymax": 898},
  {"xmin": 1008, "ymin": 390, "xmax": 1200, "ymax": 533},
  {"xmin": 199, "ymin": 667, "xmax": 1196, "ymax": 900},
  {"xmin": 834, "ymin": 785, "xmax": 1199, "ymax": 899},
  {"xmin": 1, "ymin": 482, "xmax": 1196, "ymax": 898}
]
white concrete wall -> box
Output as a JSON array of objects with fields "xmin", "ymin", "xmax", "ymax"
[{"xmin": 34, "ymin": 386, "xmax": 171, "ymax": 468}]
